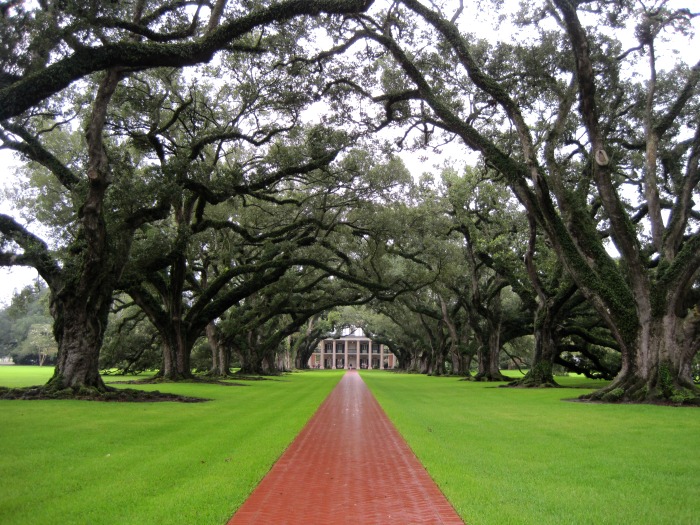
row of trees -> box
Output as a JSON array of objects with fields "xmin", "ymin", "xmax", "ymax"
[
  {"xmin": 0, "ymin": 282, "xmax": 56, "ymax": 366},
  {"xmin": 1, "ymin": 0, "xmax": 698, "ymax": 404}
]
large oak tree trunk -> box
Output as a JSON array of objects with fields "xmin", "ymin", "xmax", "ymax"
[
  {"xmin": 451, "ymin": 351, "xmax": 462, "ymax": 375},
  {"xmin": 237, "ymin": 354, "xmax": 265, "ymax": 375},
  {"xmin": 217, "ymin": 345, "xmax": 232, "ymax": 376},
  {"xmin": 432, "ymin": 336, "xmax": 448, "ymax": 376},
  {"xmin": 439, "ymin": 295, "xmax": 463, "ymax": 375},
  {"xmin": 206, "ymin": 322, "xmax": 231, "ymax": 376},
  {"xmin": 474, "ymin": 307, "xmax": 510, "ymax": 381},
  {"xmin": 235, "ymin": 331, "xmax": 266, "ymax": 375},
  {"xmin": 551, "ymin": 1, "xmax": 700, "ymax": 403},
  {"xmin": 261, "ymin": 349, "xmax": 280, "ymax": 375},
  {"xmin": 474, "ymin": 335, "xmax": 509, "ymax": 381},
  {"xmin": 378, "ymin": 0, "xmax": 700, "ymax": 403},
  {"xmin": 47, "ymin": 290, "xmax": 112, "ymax": 392},
  {"xmin": 399, "ymin": 349, "xmax": 420, "ymax": 372},
  {"xmin": 510, "ymin": 303, "xmax": 559, "ymax": 388},
  {"xmin": 45, "ymin": 69, "xmax": 125, "ymax": 393},
  {"xmin": 129, "ymin": 250, "xmax": 198, "ymax": 381},
  {"xmin": 586, "ymin": 311, "xmax": 699, "ymax": 403},
  {"xmin": 276, "ymin": 347, "xmax": 292, "ymax": 372},
  {"xmin": 462, "ymin": 351, "xmax": 473, "ymax": 377},
  {"xmin": 295, "ymin": 344, "xmax": 314, "ymax": 369},
  {"xmin": 418, "ymin": 350, "xmax": 431, "ymax": 374},
  {"xmin": 160, "ymin": 331, "xmax": 194, "ymax": 380}
]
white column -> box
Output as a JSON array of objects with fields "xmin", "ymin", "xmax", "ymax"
[
  {"xmin": 332, "ymin": 340, "xmax": 337, "ymax": 369},
  {"xmin": 319, "ymin": 341, "xmax": 324, "ymax": 369}
]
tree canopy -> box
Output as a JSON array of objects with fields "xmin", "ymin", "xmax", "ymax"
[{"xmin": 1, "ymin": 0, "xmax": 698, "ymax": 404}]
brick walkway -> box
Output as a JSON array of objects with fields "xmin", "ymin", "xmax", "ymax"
[{"xmin": 228, "ymin": 370, "xmax": 464, "ymax": 524}]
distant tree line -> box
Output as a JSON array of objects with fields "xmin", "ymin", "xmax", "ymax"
[{"xmin": 0, "ymin": 281, "xmax": 56, "ymax": 366}]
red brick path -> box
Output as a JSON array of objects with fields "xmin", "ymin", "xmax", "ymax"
[{"xmin": 228, "ymin": 370, "xmax": 464, "ymax": 524}]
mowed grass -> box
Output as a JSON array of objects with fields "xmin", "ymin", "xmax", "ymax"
[
  {"xmin": 360, "ymin": 371, "xmax": 700, "ymax": 525},
  {"xmin": 0, "ymin": 365, "xmax": 56, "ymax": 387},
  {"xmin": 3, "ymin": 367, "xmax": 698, "ymax": 525},
  {"xmin": 0, "ymin": 366, "xmax": 344, "ymax": 525}
]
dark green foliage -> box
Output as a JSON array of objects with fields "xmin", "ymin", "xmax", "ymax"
[
  {"xmin": 99, "ymin": 305, "xmax": 161, "ymax": 375},
  {"xmin": 0, "ymin": 282, "xmax": 54, "ymax": 365},
  {"xmin": 1, "ymin": 0, "xmax": 698, "ymax": 405}
]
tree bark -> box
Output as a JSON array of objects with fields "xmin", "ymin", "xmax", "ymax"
[
  {"xmin": 129, "ymin": 288, "xmax": 196, "ymax": 380},
  {"xmin": 373, "ymin": 1, "xmax": 700, "ymax": 402},
  {"xmin": 418, "ymin": 349, "xmax": 431, "ymax": 374},
  {"xmin": 0, "ymin": 0, "xmax": 376, "ymax": 121},
  {"xmin": 473, "ymin": 294, "xmax": 510, "ymax": 381},
  {"xmin": 206, "ymin": 323, "xmax": 231, "ymax": 376},
  {"xmin": 236, "ymin": 349, "xmax": 262, "ymax": 375},
  {"xmin": 235, "ymin": 331, "xmax": 266, "ymax": 375},
  {"xmin": 46, "ymin": 69, "xmax": 125, "ymax": 393},
  {"xmin": 585, "ymin": 309, "xmax": 699, "ymax": 403},
  {"xmin": 159, "ymin": 331, "xmax": 194, "ymax": 380},
  {"xmin": 47, "ymin": 291, "xmax": 111, "ymax": 392},
  {"xmin": 474, "ymin": 331, "xmax": 509, "ymax": 381},
  {"xmin": 439, "ymin": 294, "xmax": 462, "ymax": 375},
  {"xmin": 510, "ymin": 302, "xmax": 559, "ymax": 388}
]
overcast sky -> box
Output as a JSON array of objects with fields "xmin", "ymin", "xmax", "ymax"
[{"xmin": 0, "ymin": 150, "xmax": 38, "ymax": 305}]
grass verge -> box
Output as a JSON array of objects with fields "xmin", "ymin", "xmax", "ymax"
[
  {"xmin": 0, "ymin": 366, "xmax": 344, "ymax": 525},
  {"xmin": 360, "ymin": 371, "xmax": 700, "ymax": 525}
]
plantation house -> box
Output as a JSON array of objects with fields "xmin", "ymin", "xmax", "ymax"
[{"xmin": 307, "ymin": 332, "xmax": 397, "ymax": 370}]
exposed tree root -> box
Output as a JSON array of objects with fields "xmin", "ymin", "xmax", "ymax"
[
  {"xmin": 507, "ymin": 363, "xmax": 560, "ymax": 388},
  {"xmin": 0, "ymin": 384, "xmax": 209, "ymax": 402},
  {"xmin": 571, "ymin": 396, "xmax": 700, "ymax": 407},
  {"xmin": 232, "ymin": 370, "xmax": 279, "ymax": 380},
  {"xmin": 108, "ymin": 376, "xmax": 248, "ymax": 387},
  {"xmin": 580, "ymin": 372, "xmax": 700, "ymax": 406},
  {"xmin": 507, "ymin": 376, "xmax": 560, "ymax": 388},
  {"xmin": 473, "ymin": 372, "xmax": 511, "ymax": 382}
]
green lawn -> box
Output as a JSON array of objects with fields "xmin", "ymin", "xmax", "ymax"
[
  {"xmin": 2, "ymin": 367, "xmax": 698, "ymax": 525},
  {"xmin": 0, "ymin": 366, "xmax": 344, "ymax": 525},
  {"xmin": 360, "ymin": 371, "xmax": 700, "ymax": 525},
  {"xmin": 0, "ymin": 365, "xmax": 56, "ymax": 387}
]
